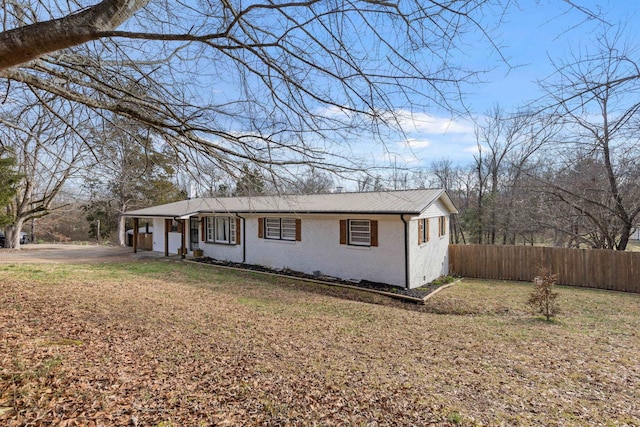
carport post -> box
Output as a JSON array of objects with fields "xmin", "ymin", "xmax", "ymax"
[
  {"xmin": 133, "ymin": 218, "xmax": 139, "ymax": 253},
  {"xmin": 164, "ymin": 219, "xmax": 170, "ymax": 256},
  {"xmin": 181, "ymin": 219, "xmax": 186, "ymax": 259}
]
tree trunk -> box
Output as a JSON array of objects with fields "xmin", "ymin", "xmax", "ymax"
[
  {"xmin": 5, "ymin": 219, "xmax": 25, "ymax": 249},
  {"xmin": 617, "ymin": 222, "xmax": 631, "ymax": 251},
  {"xmin": 117, "ymin": 215, "xmax": 127, "ymax": 247},
  {"xmin": 0, "ymin": 0, "xmax": 148, "ymax": 70}
]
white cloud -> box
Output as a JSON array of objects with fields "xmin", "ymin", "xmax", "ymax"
[
  {"xmin": 405, "ymin": 138, "xmax": 431, "ymax": 148},
  {"xmin": 314, "ymin": 104, "xmax": 353, "ymax": 119},
  {"xmin": 464, "ymin": 144, "xmax": 483, "ymax": 154},
  {"xmin": 306, "ymin": 106, "xmax": 480, "ymax": 167},
  {"xmin": 378, "ymin": 151, "xmax": 422, "ymax": 165},
  {"xmin": 395, "ymin": 110, "xmax": 474, "ymax": 135}
]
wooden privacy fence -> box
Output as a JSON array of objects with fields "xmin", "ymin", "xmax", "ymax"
[{"xmin": 448, "ymin": 244, "xmax": 640, "ymax": 293}]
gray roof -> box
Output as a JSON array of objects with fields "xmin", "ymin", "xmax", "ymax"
[{"xmin": 123, "ymin": 189, "xmax": 457, "ymax": 218}]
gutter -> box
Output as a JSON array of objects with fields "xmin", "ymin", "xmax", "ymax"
[
  {"xmin": 236, "ymin": 214, "xmax": 247, "ymax": 263},
  {"xmin": 123, "ymin": 210, "xmax": 422, "ymax": 217},
  {"xmin": 400, "ymin": 214, "xmax": 409, "ymax": 289}
]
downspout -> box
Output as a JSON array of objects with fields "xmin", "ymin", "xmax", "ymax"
[
  {"xmin": 401, "ymin": 215, "xmax": 410, "ymax": 289},
  {"xmin": 236, "ymin": 214, "xmax": 246, "ymax": 263}
]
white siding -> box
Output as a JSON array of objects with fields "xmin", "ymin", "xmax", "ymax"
[
  {"xmin": 408, "ymin": 199, "xmax": 451, "ymax": 288},
  {"xmin": 168, "ymin": 232, "xmax": 183, "ymax": 254},
  {"xmin": 152, "ymin": 218, "xmax": 164, "ymax": 253},
  {"xmin": 143, "ymin": 201, "xmax": 453, "ymax": 289},
  {"xmin": 199, "ymin": 216, "xmax": 244, "ymax": 262},
  {"xmin": 245, "ymin": 214, "xmax": 407, "ymax": 287},
  {"xmin": 150, "ymin": 218, "xmax": 189, "ymax": 255}
]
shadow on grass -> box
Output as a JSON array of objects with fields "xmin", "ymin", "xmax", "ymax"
[{"xmin": 96, "ymin": 261, "xmax": 548, "ymax": 318}]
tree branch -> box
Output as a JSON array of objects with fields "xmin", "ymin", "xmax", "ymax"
[{"xmin": 0, "ymin": 0, "xmax": 148, "ymax": 70}]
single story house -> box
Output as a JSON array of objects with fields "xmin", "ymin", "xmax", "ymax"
[{"xmin": 123, "ymin": 189, "xmax": 458, "ymax": 289}]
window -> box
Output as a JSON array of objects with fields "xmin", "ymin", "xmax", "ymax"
[
  {"xmin": 418, "ymin": 218, "xmax": 430, "ymax": 244},
  {"xmin": 265, "ymin": 218, "xmax": 281, "ymax": 239},
  {"xmin": 281, "ymin": 219, "xmax": 297, "ymax": 240},
  {"xmin": 205, "ymin": 217, "xmax": 214, "ymax": 242},
  {"xmin": 260, "ymin": 218, "xmax": 301, "ymax": 241},
  {"xmin": 215, "ymin": 217, "xmax": 231, "ymax": 243},
  {"xmin": 205, "ymin": 216, "xmax": 237, "ymax": 244},
  {"xmin": 349, "ymin": 220, "xmax": 371, "ymax": 246},
  {"xmin": 340, "ymin": 219, "xmax": 378, "ymax": 247},
  {"xmin": 438, "ymin": 216, "xmax": 447, "ymax": 237}
]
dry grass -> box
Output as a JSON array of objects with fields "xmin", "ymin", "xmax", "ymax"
[
  {"xmin": 1, "ymin": 261, "xmax": 639, "ymax": 426},
  {"xmin": 627, "ymin": 240, "xmax": 640, "ymax": 252}
]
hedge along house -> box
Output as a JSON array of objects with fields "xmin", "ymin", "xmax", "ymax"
[{"xmin": 123, "ymin": 189, "xmax": 458, "ymax": 289}]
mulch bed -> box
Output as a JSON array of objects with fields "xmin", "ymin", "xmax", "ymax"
[{"xmin": 191, "ymin": 256, "xmax": 446, "ymax": 300}]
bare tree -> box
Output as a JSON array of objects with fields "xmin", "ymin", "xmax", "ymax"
[
  {"xmin": 85, "ymin": 117, "xmax": 185, "ymax": 246},
  {"xmin": 427, "ymin": 159, "xmax": 468, "ymax": 243},
  {"xmin": 0, "ymin": 0, "xmax": 516, "ymax": 188},
  {"xmin": 472, "ymin": 105, "xmax": 555, "ymax": 244},
  {"xmin": 0, "ymin": 92, "xmax": 90, "ymax": 248},
  {"xmin": 538, "ymin": 27, "xmax": 640, "ymax": 250},
  {"xmin": 284, "ymin": 168, "xmax": 335, "ymax": 194},
  {"xmin": 0, "ymin": 1, "xmax": 604, "ymax": 248}
]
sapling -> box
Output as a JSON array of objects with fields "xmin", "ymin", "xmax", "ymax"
[{"xmin": 528, "ymin": 267, "xmax": 560, "ymax": 321}]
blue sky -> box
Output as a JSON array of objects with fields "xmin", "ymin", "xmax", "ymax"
[
  {"xmin": 120, "ymin": 1, "xmax": 637, "ymax": 186},
  {"xmin": 375, "ymin": 0, "xmax": 640, "ymax": 169}
]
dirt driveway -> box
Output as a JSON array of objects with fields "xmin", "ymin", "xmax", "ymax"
[{"xmin": 0, "ymin": 244, "xmax": 165, "ymax": 264}]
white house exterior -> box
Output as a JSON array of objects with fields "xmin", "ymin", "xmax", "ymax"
[{"xmin": 123, "ymin": 189, "xmax": 457, "ymax": 289}]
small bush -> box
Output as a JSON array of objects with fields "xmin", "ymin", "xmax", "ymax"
[
  {"xmin": 528, "ymin": 268, "xmax": 560, "ymax": 321},
  {"xmin": 432, "ymin": 275, "xmax": 455, "ymax": 286}
]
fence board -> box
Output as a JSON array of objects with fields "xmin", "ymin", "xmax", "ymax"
[
  {"xmin": 137, "ymin": 233, "xmax": 153, "ymax": 251},
  {"xmin": 449, "ymin": 244, "xmax": 640, "ymax": 294}
]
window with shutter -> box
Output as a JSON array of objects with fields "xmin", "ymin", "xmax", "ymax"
[
  {"xmin": 203, "ymin": 216, "xmax": 238, "ymax": 245},
  {"xmin": 262, "ymin": 218, "xmax": 300, "ymax": 241},
  {"xmin": 349, "ymin": 220, "xmax": 370, "ymax": 246},
  {"xmin": 418, "ymin": 218, "xmax": 429, "ymax": 244},
  {"xmin": 438, "ymin": 216, "xmax": 447, "ymax": 237},
  {"xmin": 341, "ymin": 219, "xmax": 379, "ymax": 247}
]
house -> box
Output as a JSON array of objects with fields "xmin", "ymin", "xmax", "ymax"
[{"xmin": 122, "ymin": 189, "xmax": 458, "ymax": 289}]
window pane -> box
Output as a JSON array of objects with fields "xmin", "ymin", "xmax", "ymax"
[
  {"xmin": 281, "ymin": 219, "xmax": 296, "ymax": 240},
  {"xmin": 215, "ymin": 217, "xmax": 229, "ymax": 242},
  {"xmin": 230, "ymin": 219, "xmax": 236, "ymax": 244},
  {"xmin": 206, "ymin": 217, "xmax": 215, "ymax": 241},
  {"xmin": 349, "ymin": 220, "xmax": 370, "ymax": 246},
  {"xmin": 265, "ymin": 218, "xmax": 281, "ymax": 239},
  {"xmin": 421, "ymin": 219, "xmax": 429, "ymax": 242}
]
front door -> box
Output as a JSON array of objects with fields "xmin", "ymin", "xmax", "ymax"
[{"xmin": 189, "ymin": 218, "xmax": 200, "ymax": 250}]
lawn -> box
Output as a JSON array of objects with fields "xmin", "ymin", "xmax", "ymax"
[
  {"xmin": 628, "ymin": 240, "xmax": 640, "ymax": 252},
  {"xmin": 1, "ymin": 261, "xmax": 639, "ymax": 426}
]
